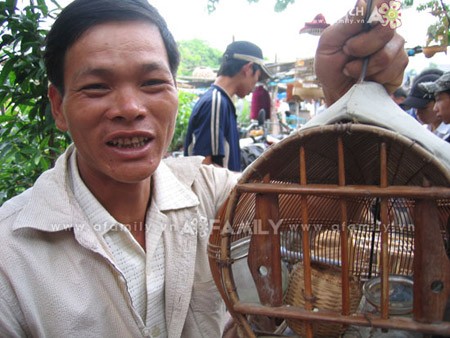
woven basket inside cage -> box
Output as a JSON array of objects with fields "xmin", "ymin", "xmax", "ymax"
[{"xmin": 285, "ymin": 262, "xmax": 362, "ymax": 337}]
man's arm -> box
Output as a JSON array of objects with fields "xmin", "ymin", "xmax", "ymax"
[
  {"xmin": 202, "ymin": 155, "xmax": 224, "ymax": 167},
  {"xmin": 315, "ymin": 0, "xmax": 408, "ymax": 106},
  {"xmin": 0, "ymin": 272, "xmax": 28, "ymax": 336}
]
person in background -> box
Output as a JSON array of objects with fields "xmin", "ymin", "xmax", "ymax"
[
  {"xmin": 421, "ymin": 71, "xmax": 450, "ymax": 141},
  {"xmin": 250, "ymin": 82, "xmax": 272, "ymax": 121},
  {"xmin": 184, "ymin": 41, "xmax": 273, "ymax": 172},
  {"xmin": 403, "ymin": 72, "xmax": 450, "ymax": 142},
  {"xmin": 405, "ymin": 68, "xmax": 444, "ymax": 120},
  {"xmin": 276, "ymin": 98, "xmax": 293, "ymax": 134},
  {"xmin": 390, "ymin": 86, "xmax": 408, "ymax": 110},
  {"xmin": 315, "ymin": 97, "xmax": 328, "ymax": 115},
  {"xmin": 0, "ymin": 0, "xmax": 408, "ymax": 337}
]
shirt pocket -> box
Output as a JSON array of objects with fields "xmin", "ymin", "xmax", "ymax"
[{"xmin": 190, "ymin": 279, "xmax": 224, "ymax": 313}]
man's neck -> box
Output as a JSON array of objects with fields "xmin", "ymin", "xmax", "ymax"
[
  {"xmin": 83, "ymin": 174, "xmax": 151, "ymax": 249},
  {"xmin": 214, "ymin": 76, "xmax": 236, "ymax": 98}
]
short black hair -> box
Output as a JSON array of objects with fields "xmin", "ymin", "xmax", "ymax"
[
  {"xmin": 44, "ymin": 0, "xmax": 180, "ymax": 94},
  {"xmin": 217, "ymin": 58, "xmax": 251, "ymax": 77}
]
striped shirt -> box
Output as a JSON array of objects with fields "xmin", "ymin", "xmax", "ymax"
[{"xmin": 184, "ymin": 85, "xmax": 241, "ymax": 171}]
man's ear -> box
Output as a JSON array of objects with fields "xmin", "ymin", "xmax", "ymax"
[
  {"xmin": 48, "ymin": 84, "xmax": 68, "ymax": 132},
  {"xmin": 242, "ymin": 62, "xmax": 254, "ymax": 76}
]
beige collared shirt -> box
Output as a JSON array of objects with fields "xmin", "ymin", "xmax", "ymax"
[
  {"xmin": 69, "ymin": 152, "xmax": 166, "ymax": 336},
  {"xmin": 0, "ymin": 145, "xmax": 238, "ymax": 337}
]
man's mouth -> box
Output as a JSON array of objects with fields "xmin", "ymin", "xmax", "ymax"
[{"xmin": 107, "ymin": 136, "xmax": 150, "ymax": 148}]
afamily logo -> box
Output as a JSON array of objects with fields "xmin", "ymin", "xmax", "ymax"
[
  {"xmin": 371, "ymin": 0, "xmax": 402, "ymax": 29},
  {"xmin": 343, "ymin": 1, "xmax": 402, "ymax": 29}
]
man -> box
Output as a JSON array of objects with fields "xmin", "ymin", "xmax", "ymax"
[
  {"xmin": 390, "ymin": 86, "xmax": 407, "ymax": 110},
  {"xmin": 0, "ymin": 0, "xmax": 407, "ymax": 337},
  {"xmin": 0, "ymin": 1, "xmax": 236, "ymax": 337},
  {"xmin": 421, "ymin": 71, "xmax": 450, "ymax": 129},
  {"xmin": 184, "ymin": 41, "xmax": 273, "ymax": 172},
  {"xmin": 250, "ymin": 83, "xmax": 272, "ymax": 121},
  {"xmin": 403, "ymin": 72, "xmax": 450, "ymax": 141}
]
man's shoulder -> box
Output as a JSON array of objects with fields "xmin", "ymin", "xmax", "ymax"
[
  {"xmin": 0, "ymin": 188, "xmax": 32, "ymax": 231},
  {"xmin": 162, "ymin": 156, "xmax": 238, "ymax": 208},
  {"xmin": 0, "ymin": 150, "xmax": 73, "ymax": 233},
  {"xmin": 162, "ymin": 155, "xmax": 217, "ymax": 185},
  {"xmin": 163, "ymin": 155, "xmax": 204, "ymax": 181},
  {"xmin": 162, "ymin": 156, "xmax": 238, "ymax": 188},
  {"xmin": 194, "ymin": 86, "xmax": 231, "ymax": 107}
]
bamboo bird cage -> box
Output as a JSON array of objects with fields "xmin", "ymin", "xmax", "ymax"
[{"xmin": 208, "ymin": 122, "xmax": 450, "ymax": 337}]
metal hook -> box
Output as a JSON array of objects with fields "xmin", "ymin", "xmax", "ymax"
[{"xmin": 358, "ymin": 0, "xmax": 374, "ymax": 83}]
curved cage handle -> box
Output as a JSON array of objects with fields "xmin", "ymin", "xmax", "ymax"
[{"xmin": 358, "ymin": 0, "xmax": 374, "ymax": 83}]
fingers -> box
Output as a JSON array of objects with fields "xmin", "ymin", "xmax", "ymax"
[
  {"xmin": 343, "ymin": 32, "xmax": 408, "ymax": 93},
  {"xmin": 343, "ymin": 23, "xmax": 394, "ymax": 58},
  {"xmin": 315, "ymin": 0, "xmax": 408, "ymax": 104},
  {"xmin": 366, "ymin": 33, "xmax": 407, "ymax": 87},
  {"xmin": 343, "ymin": 32, "xmax": 405, "ymax": 77}
]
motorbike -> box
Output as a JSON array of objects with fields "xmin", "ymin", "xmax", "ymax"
[{"xmin": 240, "ymin": 109, "xmax": 289, "ymax": 171}]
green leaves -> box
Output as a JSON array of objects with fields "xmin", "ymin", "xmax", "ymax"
[
  {"xmin": 415, "ymin": 0, "xmax": 449, "ymax": 47},
  {"xmin": 169, "ymin": 90, "xmax": 197, "ymax": 152},
  {"xmin": 177, "ymin": 39, "xmax": 222, "ymax": 76},
  {"xmin": 403, "ymin": 0, "xmax": 415, "ymax": 7},
  {"xmin": 0, "ymin": 0, "xmax": 68, "ymax": 205},
  {"xmin": 4, "ymin": 0, "xmax": 18, "ymax": 14},
  {"xmin": 273, "ymin": 0, "xmax": 295, "ymax": 12}
]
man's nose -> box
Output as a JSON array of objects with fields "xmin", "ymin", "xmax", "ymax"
[
  {"xmin": 107, "ymin": 87, "xmax": 146, "ymax": 121},
  {"xmin": 433, "ymin": 102, "xmax": 439, "ymax": 112}
]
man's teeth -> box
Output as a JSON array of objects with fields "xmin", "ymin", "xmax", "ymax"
[{"xmin": 108, "ymin": 137, "xmax": 149, "ymax": 148}]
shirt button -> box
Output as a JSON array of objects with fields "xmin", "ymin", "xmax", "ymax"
[
  {"xmin": 143, "ymin": 326, "xmax": 161, "ymax": 337},
  {"xmin": 151, "ymin": 326, "xmax": 161, "ymax": 337}
]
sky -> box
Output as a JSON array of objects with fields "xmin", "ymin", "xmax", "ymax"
[{"xmin": 50, "ymin": 0, "xmax": 449, "ymax": 74}]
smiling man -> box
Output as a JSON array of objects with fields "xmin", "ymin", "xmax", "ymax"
[
  {"xmin": 48, "ymin": 20, "xmax": 180, "ymax": 247},
  {"xmin": 0, "ymin": 0, "xmax": 408, "ymax": 337},
  {"xmin": 0, "ymin": 1, "xmax": 237, "ymax": 337}
]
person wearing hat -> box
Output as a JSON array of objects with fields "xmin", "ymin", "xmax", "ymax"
[
  {"xmin": 184, "ymin": 41, "xmax": 272, "ymax": 172},
  {"xmin": 402, "ymin": 72, "xmax": 450, "ymax": 141},
  {"xmin": 390, "ymin": 86, "xmax": 407, "ymax": 110},
  {"xmin": 421, "ymin": 71, "xmax": 450, "ymax": 133}
]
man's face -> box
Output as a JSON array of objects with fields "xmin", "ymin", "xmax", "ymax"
[
  {"xmin": 235, "ymin": 66, "xmax": 261, "ymax": 98},
  {"xmin": 434, "ymin": 91, "xmax": 450, "ymax": 124},
  {"xmin": 49, "ymin": 21, "xmax": 178, "ymax": 186},
  {"xmin": 416, "ymin": 101, "xmax": 439, "ymax": 126}
]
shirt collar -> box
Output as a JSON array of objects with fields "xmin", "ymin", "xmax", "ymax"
[
  {"xmin": 151, "ymin": 158, "xmax": 200, "ymax": 211},
  {"xmin": 11, "ymin": 146, "xmax": 202, "ymax": 233},
  {"xmin": 12, "ymin": 145, "xmax": 83, "ymax": 232},
  {"xmin": 435, "ymin": 122, "xmax": 450, "ymax": 139},
  {"xmin": 69, "ymin": 149, "xmax": 119, "ymax": 236},
  {"xmin": 212, "ymin": 84, "xmax": 234, "ymax": 104},
  {"xmin": 69, "ymin": 154, "xmax": 201, "ymax": 233}
]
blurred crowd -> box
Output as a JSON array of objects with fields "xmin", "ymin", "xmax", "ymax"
[{"xmin": 390, "ymin": 68, "xmax": 450, "ymax": 143}]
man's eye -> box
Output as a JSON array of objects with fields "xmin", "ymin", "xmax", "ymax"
[
  {"xmin": 143, "ymin": 79, "xmax": 168, "ymax": 87},
  {"xmin": 81, "ymin": 84, "xmax": 108, "ymax": 91}
]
